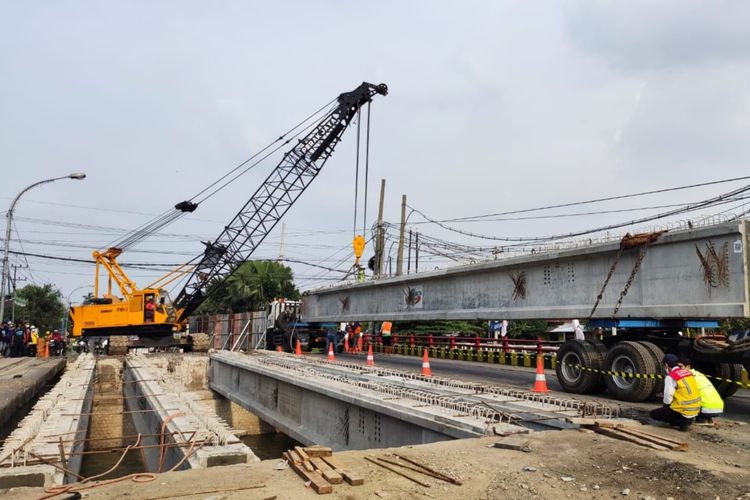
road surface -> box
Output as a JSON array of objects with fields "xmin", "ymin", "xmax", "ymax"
[{"xmin": 313, "ymin": 351, "xmax": 750, "ymax": 422}]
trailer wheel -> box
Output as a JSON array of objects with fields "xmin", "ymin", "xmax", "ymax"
[
  {"xmin": 555, "ymin": 340, "xmax": 605, "ymax": 394},
  {"xmin": 603, "ymin": 341, "xmax": 659, "ymax": 402},
  {"xmin": 638, "ymin": 341, "xmax": 666, "ymax": 401}
]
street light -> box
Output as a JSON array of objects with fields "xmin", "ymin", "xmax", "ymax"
[
  {"xmin": 61, "ymin": 285, "xmax": 92, "ymax": 333},
  {"xmin": 0, "ymin": 172, "xmax": 87, "ymax": 322}
]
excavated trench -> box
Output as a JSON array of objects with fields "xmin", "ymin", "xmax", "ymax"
[{"xmin": 0, "ymin": 354, "xmax": 295, "ymax": 489}]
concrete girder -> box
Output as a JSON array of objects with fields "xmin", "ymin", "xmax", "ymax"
[{"xmin": 302, "ymin": 221, "xmax": 750, "ymax": 322}]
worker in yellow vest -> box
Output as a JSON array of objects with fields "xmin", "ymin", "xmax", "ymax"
[
  {"xmin": 680, "ymin": 359, "xmax": 724, "ymax": 424},
  {"xmin": 649, "ymin": 353, "xmax": 701, "ymax": 431}
]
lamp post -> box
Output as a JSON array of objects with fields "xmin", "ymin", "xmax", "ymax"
[
  {"xmin": 0, "ymin": 172, "xmax": 86, "ymax": 322},
  {"xmin": 61, "ymin": 285, "xmax": 92, "ymax": 333}
]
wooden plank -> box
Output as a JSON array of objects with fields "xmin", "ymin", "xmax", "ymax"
[
  {"xmin": 612, "ymin": 427, "xmax": 688, "ymax": 451},
  {"xmin": 289, "ymin": 460, "xmax": 333, "ymax": 494},
  {"xmin": 311, "ymin": 457, "xmax": 343, "ymax": 485},
  {"xmin": 302, "ymin": 460, "xmax": 315, "ymax": 473},
  {"xmin": 295, "ymin": 446, "xmax": 311, "ymax": 462},
  {"xmin": 287, "ymin": 449, "xmax": 303, "ymax": 464},
  {"xmin": 304, "ymin": 446, "xmax": 333, "ymax": 457},
  {"xmin": 320, "ymin": 456, "xmax": 364, "ymax": 486},
  {"xmin": 364, "ymin": 456, "xmax": 430, "ymax": 487},
  {"xmin": 591, "ymin": 427, "xmax": 670, "ymax": 451}
]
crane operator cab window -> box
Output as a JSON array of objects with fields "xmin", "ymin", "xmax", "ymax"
[{"xmin": 144, "ymin": 294, "xmax": 156, "ymax": 323}]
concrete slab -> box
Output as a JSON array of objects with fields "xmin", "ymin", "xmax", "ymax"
[
  {"xmin": 124, "ymin": 353, "xmax": 257, "ymax": 473},
  {"xmin": 0, "ymin": 354, "xmax": 95, "ymax": 488},
  {"xmin": 0, "ymin": 358, "xmax": 66, "ymax": 432}
]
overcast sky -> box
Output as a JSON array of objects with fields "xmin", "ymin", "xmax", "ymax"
[{"xmin": 1, "ymin": 1, "xmax": 749, "ymax": 304}]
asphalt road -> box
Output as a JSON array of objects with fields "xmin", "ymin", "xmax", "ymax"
[{"xmin": 313, "ymin": 351, "xmax": 750, "ymax": 422}]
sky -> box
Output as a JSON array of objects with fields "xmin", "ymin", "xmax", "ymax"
[{"xmin": 1, "ymin": 1, "xmax": 750, "ymax": 306}]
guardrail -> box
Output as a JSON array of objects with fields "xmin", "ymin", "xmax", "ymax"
[{"xmin": 360, "ymin": 333, "xmax": 562, "ymax": 354}]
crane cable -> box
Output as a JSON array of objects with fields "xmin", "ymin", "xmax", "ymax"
[{"xmin": 104, "ymin": 98, "xmax": 337, "ymax": 252}]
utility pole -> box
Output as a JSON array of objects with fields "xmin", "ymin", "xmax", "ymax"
[
  {"xmin": 407, "ymin": 229, "xmax": 412, "ymax": 274},
  {"xmin": 374, "ymin": 179, "xmax": 386, "ymax": 278},
  {"xmin": 415, "ymin": 231, "xmax": 419, "ymax": 273},
  {"xmin": 278, "ymin": 222, "xmax": 286, "ymax": 262},
  {"xmin": 396, "ymin": 194, "xmax": 407, "ymax": 276}
]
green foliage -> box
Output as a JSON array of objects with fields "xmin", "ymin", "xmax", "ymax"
[
  {"xmin": 14, "ymin": 284, "xmax": 66, "ymax": 332},
  {"xmin": 196, "ymin": 260, "xmax": 300, "ymax": 315},
  {"xmin": 507, "ymin": 320, "xmax": 548, "ymax": 339},
  {"xmin": 720, "ymin": 318, "xmax": 750, "ymax": 333},
  {"xmin": 394, "ymin": 320, "xmax": 486, "ymax": 336},
  {"xmin": 393, "ymin": 319, "xmax": 549, "ymax": 338}
]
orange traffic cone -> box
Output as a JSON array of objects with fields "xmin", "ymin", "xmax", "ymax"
[
  {"xmin": 366, "ymin": 344, "xmax": 375, "ymax": 367},
  {"xmin": 344, "ymin": 335, "xmax": 350, "ymax": 353},
  {"xmin": 44, "ymin": 340, "xmax": 49, "ymax": 358},
  {"xmin": 276, "ymin": 344, "xmax": 283, "ymax": 353},
  {"xmin": 357, "ymin": 334, "xmax": 363, "ymax": 353},
  {"xmin": 530, "ymin": 355, "xmax": 550, "ymax": 393},
  {"xmin": 327, "ymin": 342, "xmax": 336, "ymax": 362},
  {"xmin": 421, "ymin": 348, "xmax": 432, "ymax": 376},
  {"xmin": 295, "ymin": 339, "xmax": 302, "ymax": 357}
]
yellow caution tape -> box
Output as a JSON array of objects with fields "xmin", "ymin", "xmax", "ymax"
[{"xmin": 565, "ymin": 362, "xmax": 750, "ymax": 389}]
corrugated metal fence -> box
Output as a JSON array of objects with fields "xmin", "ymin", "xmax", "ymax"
[{"xmin": 189, "ymin": 311, "xmax": 267, "ymax": 351}]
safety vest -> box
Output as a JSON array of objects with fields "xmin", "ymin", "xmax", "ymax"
[
  {"xmin": 691, "ymin": 370, "xmax": 724, "ymax": 413},
  {"xmin": 668, "ymin": 367, "xmax": 701, "ymax": 417},
  {"xmin": 381, "ymin": 321, "xmax": 392, "ymax": 336}
]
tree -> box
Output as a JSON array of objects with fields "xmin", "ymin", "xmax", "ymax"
[
  {"xmin": 196, "ymin": 260, "xmax": 300, "ymax": 314},
  {"xmin": 14, "ymin": 284, "xmax": 66, "ymax": 332}
]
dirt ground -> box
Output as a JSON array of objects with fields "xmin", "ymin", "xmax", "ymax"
[{"xmin": 4, "ymin": 418, "xmax": 749, "ymax": 500}]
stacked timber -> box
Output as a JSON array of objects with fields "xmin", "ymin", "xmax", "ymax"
[{"xmin": 283, "ymin": 445, "xmax": 364, "ymax": 495}]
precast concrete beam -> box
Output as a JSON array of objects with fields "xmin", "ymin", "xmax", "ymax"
[
  {"xmin": 0, "ymin": 354, "xmax": 95, "ymax": 488},
  {"xmin": 302, "ymin": 220, "xmax": 750, "ymax": 321},
  {"xmin": 209, "ymin": 351, "xmax": 534, "ymax": 450},
  {"xmin": 123, "ymin": 353, "xmax": 257, "ymax": 472}
]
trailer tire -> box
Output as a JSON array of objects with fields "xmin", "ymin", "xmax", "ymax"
[
  {"xmin": 555, "ymin": 340, "xmax": 605, "ymax": 394},
  {"xmin": 639, "ymin": 341, "xmax": 666, "ymax": 400},
  {"xmin": 603, "ymin": 341, "xmax": 659, "ymax": 402}
]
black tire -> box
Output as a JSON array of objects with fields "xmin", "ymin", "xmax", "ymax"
[
  {"xmin": 722, "ymin": 364, "xmax": 743, "ymax": 398},
  {"xmin": 555, "ymin": 340, "xmax": 606, "ymax": 394},
  {"xmin": 603, "ymin": 341, "xmax": 659, "ymax": 402},
  {"xmin": 639, "ymin": 341, "xmax": 666, "ymax": 401}
]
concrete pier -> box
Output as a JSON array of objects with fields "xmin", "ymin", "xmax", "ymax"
[
  {"xmin": 124, "ymin": 353, "xmax": 257, "ymax": 472},
  {"xmin": 0, "ymin": 357, "xmax": 66, "ymax": 432},
  {"xmin": 0, "ymin": 354, "xmax": 95, "ymax": 488}
]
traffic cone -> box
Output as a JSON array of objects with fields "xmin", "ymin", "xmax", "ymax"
[
  {"xmin": 366, "ymin": 344, "xmax": 375, "ymax": 367},
  {"xmin": 357, "ymin": 334, "xmax": 363, "ymax": 353},
  {"xmin": 44, "ymin": 340, "xmax": 49, "ymax": 358},
  {"xmin": 327, "ymin": 342, "xmax": 336, "ymax": 361},
  {"xmin": 421, "ymin": 348, "xmax": 432, "ymax": 376},
  {"xmin": 344, "ymin": 336, "xmax": 350, "ymax": 353},
  {"xmin": 530, "ymin": 354, "xmax": 550, "ymax": 393},
  {"xmin": 295, "ymin": 339, "xmax": 302, "ymax": 357},
  {"xmin": 276, "ymin": 344, "xmax": 283, "ymax": 353}
]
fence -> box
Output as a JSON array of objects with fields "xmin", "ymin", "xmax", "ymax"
[{"xmin": 190, "ymin": 311, "xmax": 267, "ymax": 351}]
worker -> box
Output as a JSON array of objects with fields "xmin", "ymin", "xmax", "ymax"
[
  {"xmin": 572, "ymin": 319, "xmax": 585, "ymax": 341},
  {"xmin": 52, "ymin": 330, "xmax": 65, "ymax": 356},
  {"xmin": 380, "ymin": 321, "xmax": 392, "ymax": 354},
  {"xmin": 28, "ymin": 327, "xmax": 38, "ymax": 357},
  {"xmin": 649, "ymin": 353, "xmax": 701, "ymax": 431},
  {"xmin": 324, "ymin": 328, "xmax": 337, "ymax": 356},
  {"xmin": 680, "ymin": 358, "xmax": 724, "ymax": 424},
  {"xmin": 144, "ymin": 297, "xmax": 156, "ymax": 323}
]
